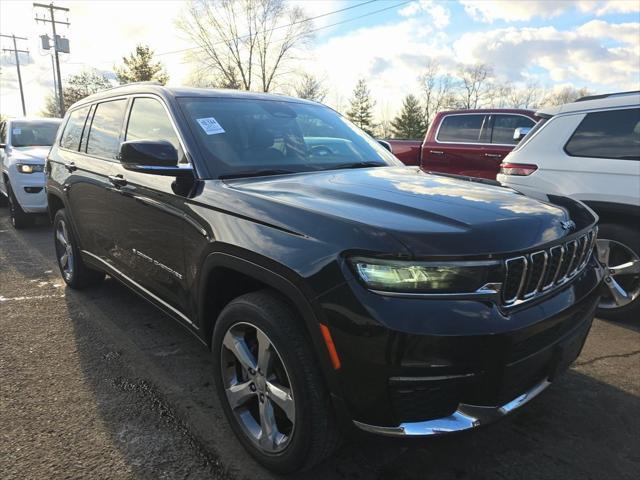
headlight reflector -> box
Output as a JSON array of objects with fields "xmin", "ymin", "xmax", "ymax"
[
  {"xmin": 351, "ymin": 257, "xmax": 501, "ymax": 294},
  {"xmin": 16, "ymin": 163, "xmax": 44, "ymax": 174}
]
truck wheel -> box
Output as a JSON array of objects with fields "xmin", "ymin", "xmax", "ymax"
[
  {"xmin": 7, "ymin": 182, "xmax": 34, "ymax": 229},
  {"xmin": 596, "ymin": 223, "xmax": 640, "ymax": 322},
  {"xmin": 53, "ymin": 209, "xmax": 105, "ymax": 289},
  {"xmin": 211, "ymin": 290, "xmax": 340, "ymax": 473}
]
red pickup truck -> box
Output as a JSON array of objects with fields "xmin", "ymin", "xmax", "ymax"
[{"xmin": 385, "ymin": 109, "xmax": 538, "ymax": 180}]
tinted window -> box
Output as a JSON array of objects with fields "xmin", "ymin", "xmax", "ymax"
[
  {"xmin": 491, "ymin": 114, "xmax": 535, "ymax": 145},
  {"xmin": 437, "ymin": 114, "xmax": 488, "ymax": 143},
  {"xmin": 178, "ymin": 97, "xmax": 398, "ymax": 178},
  {"xmin": 565, "ymin": 108, "xmax": 640, "ymax": 160},
  {"xmin": 61, "ymin": 107, "xmax": 90, "ymax": 150},
  {"xmin": 11, "ymin": 120, "xmax": 61, "ymax": 147},
  {"xmin": 86, "ymin": 100, "xmax": 127, "ymax": 159},
  {"xmin": 125, "ymin": 97, "xmax": 184, "ymax": 161}
]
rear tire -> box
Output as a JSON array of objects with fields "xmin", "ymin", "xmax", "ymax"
[
  {"xmin": 7, "ymin": 182, "xmax": 34, "ymax": 229},
  {"xmin": 596, "ymin": 223, "xmax": 640, "ymax": 322},
  {"xmin": 53, "ymin": 208, "xmax": 106, "ymax": 289},
  {"xmin": 211, "ymin": 290, "xmax": 340, "ymax": 473}
]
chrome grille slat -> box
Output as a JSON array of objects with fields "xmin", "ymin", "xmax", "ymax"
[{"xmin": 502, "ymin": 227, "xmax": 597, "ymax": 307}]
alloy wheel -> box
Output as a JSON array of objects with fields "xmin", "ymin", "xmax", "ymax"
[
  {"xmin": 55, "ymin": 219, "xmax": 74, "ymax": 281},
  {"xmin": 597, "ymin": 239, "xmax": 640, "ymax": 309},
  {"xmin": 220, "ymin": 322, "xmax": 295, "ymax": 454}
]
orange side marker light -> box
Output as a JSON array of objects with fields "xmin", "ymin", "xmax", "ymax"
[{"xmin": 319, "ymin": 323, "xmax": 341, "ymax": 370}]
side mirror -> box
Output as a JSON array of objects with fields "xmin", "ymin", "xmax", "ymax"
[
  {"xmin": 119, "ymin": 140, "xmax": 192, "ymax": 177},
  {"xmin": 378, "ymin": 140, "xmax": 392, "ymax": 152},
  {"xmin": 513, "ymin": 127, "xmax": 532, "ymax": 142}
]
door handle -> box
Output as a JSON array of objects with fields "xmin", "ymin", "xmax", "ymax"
[
  {"xmin": 484, "ymin": 153, "xmax": 503, "ymax": 158},
  {"xmin": 65, "ymin": 162, "xmax": 77, "ymax": 172},
  {"xmin": 108, "ymin": 174, "xmax": 127, "ymax": 187},
  {"xmin": 429, "ymin": 150, "xmax": 444, "ymax": 156}
]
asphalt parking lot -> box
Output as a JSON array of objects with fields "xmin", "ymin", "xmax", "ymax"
[{"xmin": 1, "ymin": 209, "xmax": 639, "ymax": 480}]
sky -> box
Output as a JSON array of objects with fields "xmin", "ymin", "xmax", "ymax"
[{"xmin": 0, "ymin": 0, "xmax": 639, "ymax": 119}]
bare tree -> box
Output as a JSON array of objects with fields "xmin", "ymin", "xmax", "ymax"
[
  {"xmin": 506, "ymin": 80, "xmax": 542, "ymax": 109},
  {"xmin": 294, "ymin": 72, "xmax": 326, "ymax": 102},
  {"xmin": 541, "ymin": 86, "xmax": 592, "ymax": 106},
  {"xmin": 419, "ymin": 60, "xmax": 457, "ymax": 128},
  {"xmin": 456, "ymin": 63, "xmax": 493, "ymax": 109},
  {"xmin": 178, "ymin": 0, "xmax": 313, "ymax": 92}
]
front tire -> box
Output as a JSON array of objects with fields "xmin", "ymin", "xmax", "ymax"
[
  {"xmin": 7, "ymin": 181, "xmax": 34, "ymax": 229},
  {"xmin": 53, "ymin": 209, "xmax": 106, "ymax": 289},
  {"xmin": 596, "ymin": 223, "xmax": 640, "ymax": 322},
  {"xmin": 212, "ymin": 290, "xmax": 340, "ymax": 473}
]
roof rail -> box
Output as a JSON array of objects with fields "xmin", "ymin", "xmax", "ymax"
[{"xmin": 575, "ymin": 90, "xmax": 640, "ymax": 102}]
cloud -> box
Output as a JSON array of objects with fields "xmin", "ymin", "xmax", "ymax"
[
  {"xmin": 461, "ymin": 0, "xmax": 640, "ymax": 23},
  {"xmin": 452, "ymin": 21, "xmax": 640, "ymax": 88},
  {"xmin": 399, "ymin": 0, "xmax": 451, "ymax": 29}
]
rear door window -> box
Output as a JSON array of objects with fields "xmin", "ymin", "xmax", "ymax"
[
  {"xmin": 565, "ymin": 108, "xmax": 640, "ymax": 160},
  {"xmin": 437, "ymin": 114, "xmax": 488, "ymax": 143},
  {"xmin": 86, "ymin": 99, "xmax": 128, "ymax": 159},
  {"xmin": 490, "ymin": 114, "xmax": 535, "ymax": 145},
  {"xmin": 60, "ymin": 106, "xmax": 90, "ymax": 150}
]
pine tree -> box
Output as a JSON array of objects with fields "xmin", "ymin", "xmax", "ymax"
[
  {"xmin": 115, "ymin": 44, "xmax": 169, "ymax": 85},
  {"xmin": 347, "ymin": 79, "xmax": 376, "ymax": 136},
  {"xmin": 294, "ymin": 73, "xmax": 327, "ymax": 102},
  {"xmin": 390, "ymin": 94, "xmax": 427, "ymax": 139}
]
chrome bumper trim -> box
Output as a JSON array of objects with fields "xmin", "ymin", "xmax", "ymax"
[{"xmin": 353, "ymin": 378, "xmax": 551, "ymax": 437}]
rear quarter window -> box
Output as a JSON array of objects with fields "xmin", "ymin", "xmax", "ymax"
[
  {"xmin": 60, "ymin": 106, "xmax": 90, "ymax": 150},
  {"xmin": 564, "ymin": 108, "xmax": 640, "ymax": 160},
  {"xmin": 436, "ymin": 114, "xmax": 488, "ymax": 143}
]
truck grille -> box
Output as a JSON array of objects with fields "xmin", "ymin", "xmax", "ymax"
[{"xmin": 502, "ymin": 228, "xmax": 597, "ymax": 306}]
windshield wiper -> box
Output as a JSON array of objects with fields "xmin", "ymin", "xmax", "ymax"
[
  {"xmin": 219, "ymin": 169, "xmax": 297, "ymax": 180},
  {"xmin": 330, "ymin": 161, "xmax": 385, "ymax": 170}
]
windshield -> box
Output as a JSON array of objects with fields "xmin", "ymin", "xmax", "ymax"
[
  {"xmin": 10, "ymin": 121, "xmax": 61, "ymax": 147},
  {"xmin": 178, "ymin": 97, "xmax": 400, "ymax": 178}
]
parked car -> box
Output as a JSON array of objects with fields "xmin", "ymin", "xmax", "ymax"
[
  {"xmin": 498, "ymin": 91, "xmax": 640, "ymax": 321},
  {"xmin": 47, "ymin": 84, "xmax": 602, "ymax": 473},
  {"xmin": 386, "ymin": 109, "xmax": 538, "ymax": 179},
  {"xmin": 0, "ymin": 117, "xmax": 63, "ymax": 228}
]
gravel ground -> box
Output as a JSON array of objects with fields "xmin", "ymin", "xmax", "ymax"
[{"xmin": 1, "ymin": 209, "xmax": 639, "ymax": 480}]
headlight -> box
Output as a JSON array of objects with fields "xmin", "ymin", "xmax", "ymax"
[
  {"xmin": 16, "ymin": 163, "xmax": 44, "ymax": 174},
  {"xmin": 350, "ymin": 257, "xmax": 502, "ymax": 294}
]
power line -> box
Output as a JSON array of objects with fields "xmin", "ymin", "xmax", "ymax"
[
  {"xmin": 34, "ymin": 2, "xmax": 70, "ymax": 116},
  {"xmin": 1, "ymin": 34, "xmax": 29, "ymax": 116},
  {"xmin": 156, "ymin": 0, "xmax": 381, "ymax": 57},
  {"xmin": 178, "ymin": 0, "xmax": 413, "ymax": 65}
]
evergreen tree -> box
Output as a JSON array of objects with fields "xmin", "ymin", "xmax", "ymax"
[
  {"xmin": 390, "ymin": 94, "xmax": 427, "ymax": 139},
  {"xmin": 347, "ymin": 78, "xmax": 376, "ymax": 136},
  {"xmin": 115, "ymin": 44, "xmax": 169, "ymax": 85},
  {"xmin": 294, "ymin": 73, "xmax": 327, "ymax": 102}
]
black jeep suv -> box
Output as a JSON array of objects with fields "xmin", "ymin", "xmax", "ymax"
[{"xmin": 46, "ymin": 84, "xmax": 602, "ymax": 473}]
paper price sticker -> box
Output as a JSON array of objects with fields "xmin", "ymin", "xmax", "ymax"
[{"xmin": 196, "ymin": 117, "xmax": 225, "ymax": 135}]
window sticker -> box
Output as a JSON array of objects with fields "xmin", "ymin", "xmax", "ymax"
[
  {"xmin": 196, "ymin": 117, "xmax": 225, "ymax": 135},
  {"xmin": 12, "ymin": 128, "xmax": 22, "ymax": 135}
]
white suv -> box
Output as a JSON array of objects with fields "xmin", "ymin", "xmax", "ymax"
[
  {"xmin": 498, "ymin": 91, "xmax": 640, "ymax": 321},
  {"xmin": 0, "ymin": 118, "xmax": 62, "ymax": 228}
]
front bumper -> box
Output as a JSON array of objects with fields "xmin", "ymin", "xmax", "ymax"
[
  {"xmin": 316, "ymin": 259, "xmax": 602, "ymax": 431},
  {"xmin": 354, "ymin": 377, "xmax": 551, "ymax": 436},
  {"xmin": 10, "ymin": 171, "xmax": 47, "ymax": 213}
]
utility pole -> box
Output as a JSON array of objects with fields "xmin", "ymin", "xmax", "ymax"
[
  {"xmin": 34, "ymin": 2, "xmax": 69, "ymax": 116},
  {"xmin": 0, "ymin": 34, "xmax": 29, "ymax": 116}
]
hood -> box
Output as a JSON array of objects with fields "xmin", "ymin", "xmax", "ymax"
[
  {"xmin": 10, "ymin": 146, "xmax": 51, "ymax": 163},
  {"xmin": 222, "ymin": 167, "xmax": 596, "ymax": 257}
]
